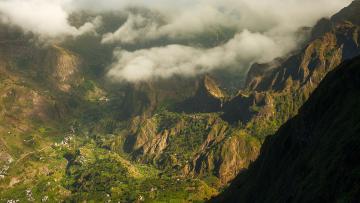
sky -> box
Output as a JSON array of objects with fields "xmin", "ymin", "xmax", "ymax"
[{"xmin": 0, "ymin": 0, "xmax": 353, "ymax": 82}]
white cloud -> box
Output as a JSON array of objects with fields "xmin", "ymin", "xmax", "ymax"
[
  {"xmin": 0, "ymin": 0, "xmax": 101, "ymax": 39},
  {"xmin": 101, "ymin": 13, "xmax": 160, "ymax": 44},
  {"xmin": 107, "ymin": 30, "xmax": 293, "ymax": 82},
  {"xmin": 104, "ymin": 0, "xmax": 351, "ymax": 82},
  {"xmin": 101, "ymin": 0, "xmax": 352, "ymax": 45},
  {"xmin": 0, "ymin": 0, "xmax": 351, "ymax": 40},
  {"xmin": 101, "ymin": 4, "xmax": 237, "ymax": 44},
  {"xmin": 0, "ymin": 0, "xmax": 352, "ymax": 81}
]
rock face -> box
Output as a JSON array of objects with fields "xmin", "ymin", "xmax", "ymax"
[
  {"xmin": 245, "ymin": 58, "xmax": 285, "ymax": 91},
  {"xmin": 246, "ymin": 0, "xmax": 360, "ymax": 94},
  {"xmin": 224, "ymin": 10, "xmax": 360, "ymax": 126},
  {"xmin": 214, "ymin": 55, "xmax": 360, "ymax": 203},
  {"xmin": 123, "ymin": 1, "xmax": 360, "ymax": 184},
  {"xmin": 42, "ymin": 45, "xmax": 81, "ymax": 92},
  {"xmin": 117, "ymin": 77, "xmax": 199, "ymax": 119},
  {"xmin": 125, "ymin": 116, "xmax": 169, "ymax": 158},
  {"xmin": 247, "ymin": 22, "xmax": 359, "ymax": 92},
  {"xmin": 176, "ymin": 75, "xmax": 226, "ymax": 113},
  {"xmin": 185, "ymin": 126, "xmax": 260, "ymax": 184},
  {"xmin": 118, "ymin": 74, "xmax": 226, "ymax": 120},
  {"xmin": 124, "ymin": 113, "xmax": 260, "ymax": 184},
  {"xmin": 202, "ymin": 75, "xmax": 226, "ymax": 99},
  {"xmin": 1, "ymin": 2, "xmax": 360, "ymax": 200}
]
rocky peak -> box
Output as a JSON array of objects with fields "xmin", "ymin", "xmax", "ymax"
[
  {"xmin": 245, "ymin": 58, "xmax": 284, "ymax": 90},
  {"xmin": 224, "ymin": 11, "xmax": 360, "ymax": 125},
  {"xmin": 203, "ymin": 75, "xmax": 226, "ymax": 100},
  {"xmin": 310, "ymin": 0, "xmax": 360, "ymax": 41},
  {"xmin": 246, "ymin": 21, "xmax": 360, "ymax": 93},
  {"xmin": 331, "ymin": 0, "xmax": 360, "ymax": 26},
  {"xmin": 175, "ymin": 75, "xmax": 226, "ymax": 113}
]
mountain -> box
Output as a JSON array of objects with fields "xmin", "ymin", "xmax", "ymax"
[
  {"xmin": 112, "ymin": 0, "xmax": 360, "ymax": 186},
  {"xmin": 223, "ymin": 0, "xmax": 360, "ymax": 128},
  {"xmin": 1, "ymin": 1, "xmax": 360, "ymax": 202},
  {"xmin": 0, "ymin": 23, "xmax": 81, "ymax": 163},
  {"xmin": 213, "ymin": 55, "xmax": 360, "ymax": 203},
  {"xmin": 0, "ymin": 20, "xmax": 225, "ymax": 202},
  {"xmin": 332, "ymin": 0, "xmax": 360, "ymax": 26}
]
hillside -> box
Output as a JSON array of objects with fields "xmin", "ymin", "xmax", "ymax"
[
  {"xmin": 0, "ymin": 1, "xmax": 360, "ymax": 202},
  {"xmin": 213, "ymin": 55, "xmax": 360, "ymax": 203}
]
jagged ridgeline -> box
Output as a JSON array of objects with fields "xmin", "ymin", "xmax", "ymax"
[
  {"xmin": 0, "ymin": 1, "xmax": 360, "ymax": 202},
  {"xmin": 213, "ymin": 54, "xmax": 360, "ymax": 203},
  {"xmin": 123, "ymin": 0, "xmax": 360, "ymax": 187}
]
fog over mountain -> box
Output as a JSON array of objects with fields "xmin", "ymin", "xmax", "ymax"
[
  {"xmin": 1, "ymin": 1, "xmax": 360, "ymax": 201},
  {"xmin": 0, "ymin": 0, "xmax": 352, "ymax": 82}
]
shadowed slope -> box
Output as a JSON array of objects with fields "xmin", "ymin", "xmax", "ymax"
[{"xmin": 214, "ymin": 56, "xmax": 360, "ymax": 202}]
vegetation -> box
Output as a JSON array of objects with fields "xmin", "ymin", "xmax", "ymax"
[
  {"xmin": 215, "ymin": 56, "xmax": 360, "ymax": 203},
  {"xmin": 2, "ymin": 2, "xmax": 360, "ymax": 202},
  {"xmin": 0, "ymin": 131, "xmax": 218, "ymax": 202}
]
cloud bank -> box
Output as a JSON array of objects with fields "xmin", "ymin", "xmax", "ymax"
[
  {"xmin": 0, "ymin": 0, "xmax": 353, "ymax": 82},
  {"xmin": 108, "ymin": 30, "xmax": 285, "ymax": 82},
  {"xmin": 0, "ymin": 0, "xmax": 102, "ymax": 39},
  {"xmin": 104, "ymin": 0, "xmax": 352, "ymax": 82}
]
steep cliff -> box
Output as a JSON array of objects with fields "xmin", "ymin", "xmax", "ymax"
[
  {"xmin": 224, "ymin": 2, "xmax": 360, "ymax": 128},
  {"xmin": 121, "ymin": 1, "xmax": 360, "ymax": 185},
  {"xmin": 214, "ymin": 55, "xmax": 360, "ymax": 203},
  {"xmin": 124, "ymin": 112, "xmax": 260, "ymax": 184},
  {"xmin": 246, "ymin": 22, "xmax": 359, "ymax": 92},
  {"xmin": 1, "ymin": 2, "xmax": 360, "ymax": 202},
  {"xmin": 175, "ymin": 75, "xmax": 227, "ymax": 113}
]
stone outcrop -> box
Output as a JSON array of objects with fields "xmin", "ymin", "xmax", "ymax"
[
  {"xmin": 42, "ymin": 45, "xmax": 81, "ymax": 92},
  {"xmin": 176, "ymin": 75, "xmax": 226, "ymax": 113}
]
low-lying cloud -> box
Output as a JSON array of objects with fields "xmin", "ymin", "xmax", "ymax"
[
  {"xmin": 104, "ymin": 0, "xmax": 352, "ymax": 82},
  {"xmin": 0, "ymin": 0, "xmax": 102, "ymax": 39},
  {"xmin": 108, "ymin": 30, "xmax": 288, "ymax": 82},
  {"xmin": 0, "ymin": 0, "xmax": 353, "ymax": 82}
]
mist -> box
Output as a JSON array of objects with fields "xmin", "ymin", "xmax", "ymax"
[{"xmin": 0, "ymin": 0, "xmax": 353, "ymax": 82}]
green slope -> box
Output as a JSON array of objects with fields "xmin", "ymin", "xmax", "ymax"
[{"xmin": 214, "ymin": 56, "xmax": 360, "ymax": 203}]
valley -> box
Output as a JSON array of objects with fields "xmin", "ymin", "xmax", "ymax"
[{"xmin": 0, "ymin": 0, "xmax": 359, "ymax": 202}]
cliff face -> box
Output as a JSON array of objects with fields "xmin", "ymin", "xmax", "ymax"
[
  {"xmin": 123, "ymin": 113, "xmax": 260, "ymax": 184},
  {"xmin": 1, "ymin": 2, "xmax": 360, "ymax": 201},
  {"xmin": 117, "ymin": 76, "xmax": 199, "ymax": 119},
  {"xmin": 247, "ymin": 22, "xmax": 359, "ymax": 92},
  {"xmin": 187, "ymin": 1, "xmax": 360, "ymax": 184},
  {"xmin": 122, "ymin": 1, "xmax": 360, "ymax": 184},
  {"xmin": 42, "ymin": 45, "xmax": 81, "ymax": 92},
  {"xmin": 175, "ymin": 75, "xmax": 226, "ymax": 113},
  {"xmin": 246, "ymin": 0, "xmax": 360, "ymax": 94},
  {"xmin": 224, "ymin": 18, "xmax": 360, "ymax": 127},
  {"xmin": 214, "ymin": 55, "xmax": 360, "ymax": 203},
  {"xmin": 121, "ymin": 73, "xmax": 263, "ymax": 184}
]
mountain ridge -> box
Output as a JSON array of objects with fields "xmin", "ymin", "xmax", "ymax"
[
  {"xmin": 1, "ymin": 1, "xmax": 360, "ymax": 202},
  {"xmin": 213, "ymin": 54, "xmax": 360, "ymax": 203}
]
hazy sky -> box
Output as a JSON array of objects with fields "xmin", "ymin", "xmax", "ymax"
[{"xmin": 0, "ymin": 0, "xmax": 353, "ymax": 82}]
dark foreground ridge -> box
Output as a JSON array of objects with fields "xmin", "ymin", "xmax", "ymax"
[{"xmin": 213, "ymin": 56, "xmax": 360, "ymax": 202}]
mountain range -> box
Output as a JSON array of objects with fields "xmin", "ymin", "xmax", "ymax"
[{"xmin": 0, "ymin": 0, "xmax": 359, "ymax": 202}]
